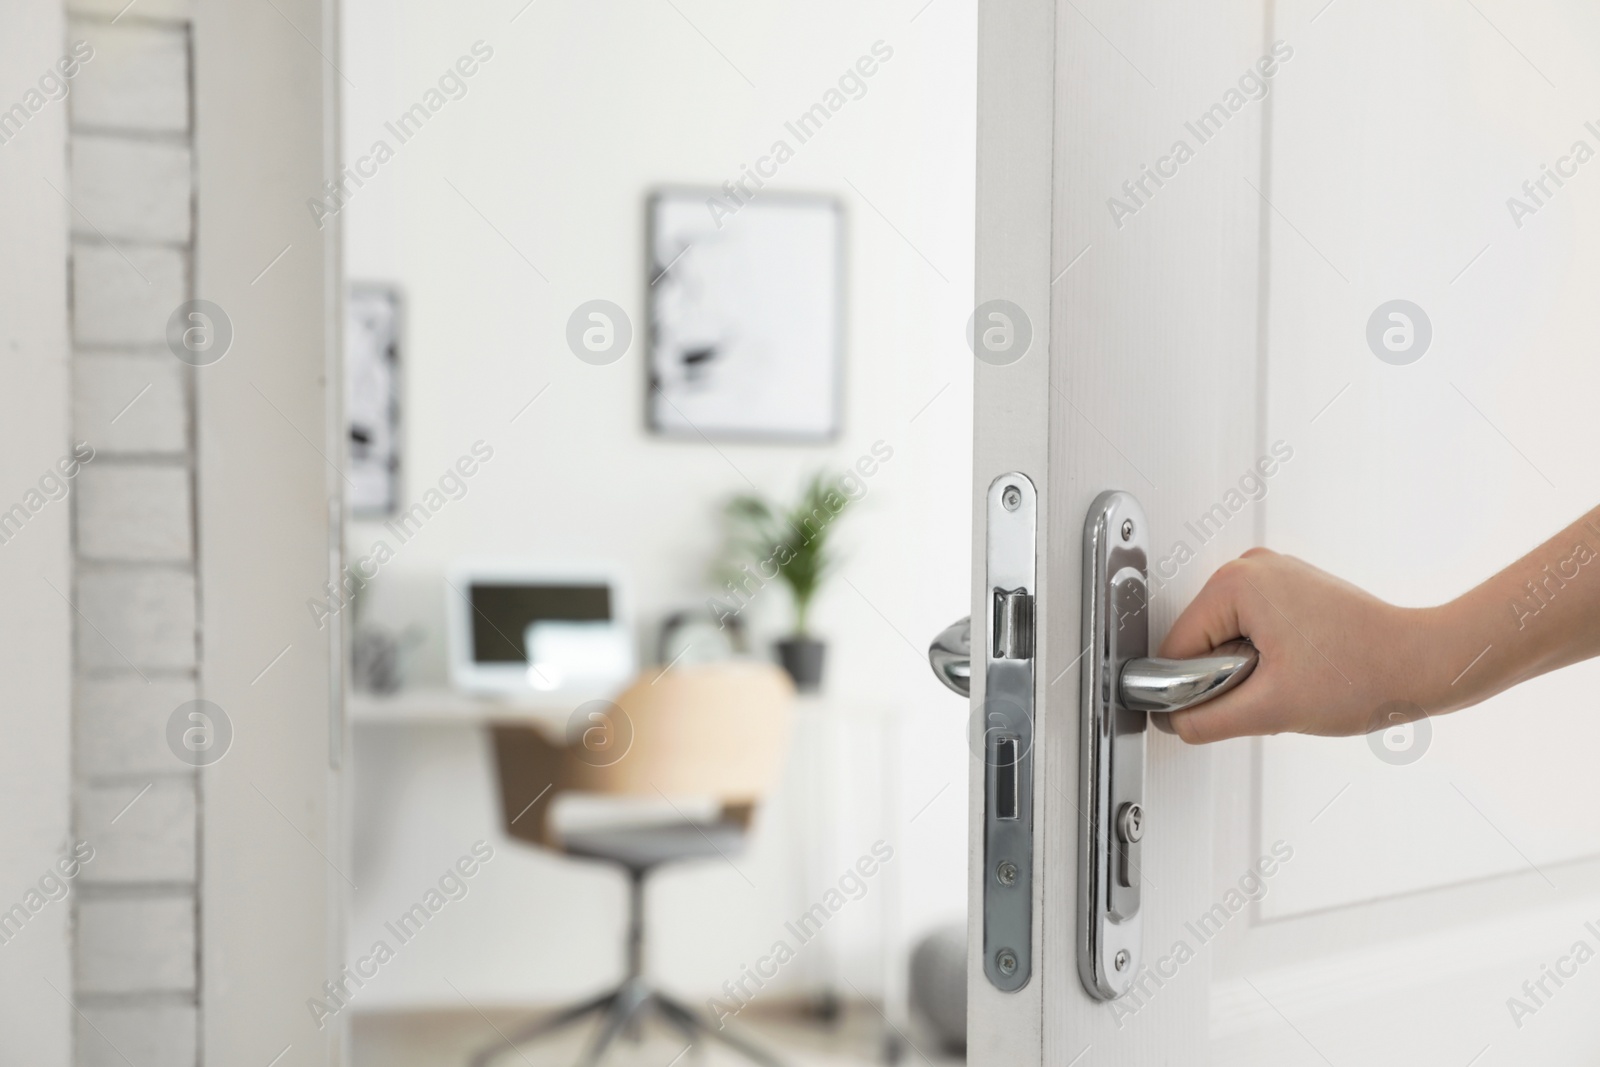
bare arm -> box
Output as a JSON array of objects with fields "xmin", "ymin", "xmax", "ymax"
[{"xmin": 1162, "ymin": 505, "xmax": 1600, "ymax": 744}]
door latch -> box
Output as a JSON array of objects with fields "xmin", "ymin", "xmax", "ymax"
[{"xmin": 976, "ymin": 473, "xmax": 1038, "ymax": 991}]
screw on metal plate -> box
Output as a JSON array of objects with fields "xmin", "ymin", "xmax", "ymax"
[
  {"xmin": 1002, "ymin": 485, "xmax": 1022, "ymax": 512},
  {"xmin": 1114, "ymin": 950, "xmax": 1129, "ymax": 972},
  {"xmin": 997, "ymin": 861, "xmax": 1018, "ymax": 887},
  {"xmin": 997, "ymin": 949, "xmax": 1019, "ymax": 975},
  {"xmin": 1121, "ymin": 518, "xmax": 1134, "ymax": 541}
]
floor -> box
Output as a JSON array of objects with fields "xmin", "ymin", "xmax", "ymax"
[{"xmin": 352, "ymin": 1001, "xmax": 964, "ymax": 1067}]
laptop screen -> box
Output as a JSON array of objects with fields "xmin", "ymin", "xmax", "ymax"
[{"xmin": 467, "ymin": 583, "xmax": 612, "ymax": 663}]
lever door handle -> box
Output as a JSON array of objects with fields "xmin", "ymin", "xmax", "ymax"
[
  {"xmin": 1119, "ymin": 640, "xmax": 1257, "ymax": 712},
  {"xmin": 928, "ymin": 616, "xmax": 973, "ymax": 696},
  {"xmin": 927, "ymin": 617, "xmax": 1255, "ymax": 715}
]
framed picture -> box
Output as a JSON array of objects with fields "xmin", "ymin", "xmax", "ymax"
[
  {"xmin": 647, "ymin": 189, "xmax": 843, "ymax": 442},
  {"xmin": 345, "ymin": 284, "xmax": 402, "ymax": 516}
]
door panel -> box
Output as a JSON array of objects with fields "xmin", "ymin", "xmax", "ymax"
[
  {"xmin": 1258, "ymin": 0, "xmax": 1600, "ymax": 920},
  {"xmin": 1215, "ymin": 0, "xmax": 1600, "ymax": 1064}
]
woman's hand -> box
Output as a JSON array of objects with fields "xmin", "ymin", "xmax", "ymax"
[
  {"xmin": 1162, "ymin": 505, "xmax": 1600, "ymax": 744},
  {"xmin": 1160, "ymin": 549, "xmax": 1442, "ymax": 744}
]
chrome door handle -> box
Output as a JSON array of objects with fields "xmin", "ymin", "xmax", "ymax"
[
  {"xmin": 1119, "ymin": 640, "xmax": 1257, "ymax": 712},
  {"xmin": 927, "ymin": 621, "xmax": 1255, "ymax": 713},
  {"xmin": 928, "ymin": 616, "xmax": 973, "ymax": 696}
]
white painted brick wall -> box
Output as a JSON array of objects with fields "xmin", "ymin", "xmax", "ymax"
[
  {"xmin": 70, "ymin": 135, "xmax": 191, "ymax": 245},
  {"xmin": 69, "ymin": 5, "xmax": 201, "ymax": 1061},
  {"xmin": 78, "ymin": 779, "xmax": 195, "ymax": 883},
  {"xmin": 71, "ymin": 243, "xmax": 186, "ymax": 347},
  {"xmin": 75, "ymin": 896, "xmax": 195, "ymax": 994},
  {"xmin": 75, "ymin": 567, "xmax": 196, "ymax": 671},
  {"xmin": 76, "ymin": 463, "xmax": 192, "ymax": 562},
  {"xmin": 73, "ymin": 353, "xmax": 188, "ymax": 454},
  {"xmin": 68, "ymin": 21, "xmax": 189, "ymax": 134},
  {"xmin": 75, "ymin": 677, "xmax": 195, "ymax": 777},
  {"xmin": 74, "ymin": 1004, "xmax": 196, "ymax": 1067},
  {"xmin": 67, "ymin": 0, "xmax": 194, "ymax": 22}
]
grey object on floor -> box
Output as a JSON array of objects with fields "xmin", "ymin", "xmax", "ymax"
[{"xmin": 908, "ymin": 923, "xmax": 966, "ymax": 1054}]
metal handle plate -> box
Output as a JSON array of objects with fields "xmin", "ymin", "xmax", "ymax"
[{"xmin": 1076, "ymin": 490, "xmax": 1258, "ymax": 1000}]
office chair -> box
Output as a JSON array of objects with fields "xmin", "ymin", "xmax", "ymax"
[{"xmin": 474, "ymin": 661, "xmax": 794, "ymax": 1067}]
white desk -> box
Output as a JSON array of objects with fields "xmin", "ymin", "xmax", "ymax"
[{"xmin": 347, "ymin": 685, "xmax": 604, "ymax": 729}]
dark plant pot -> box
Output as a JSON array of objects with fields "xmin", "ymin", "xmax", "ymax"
[{"xmin": 775, "ymin": 637, "xmax": 826, "ymax": 693}]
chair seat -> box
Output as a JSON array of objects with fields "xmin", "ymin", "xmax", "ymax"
[{"xmin": 562, "ymin": 820, "xmax": 746, "ymax": 871}]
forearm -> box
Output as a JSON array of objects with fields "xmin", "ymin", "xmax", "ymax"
[{"xmin": 1423, "ymin": 504, "xmax": 1600, "ymax": 714}]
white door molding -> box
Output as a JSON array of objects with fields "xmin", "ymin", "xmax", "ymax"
[{"xmin": 194, "ymin": 0, "xmax": 343, "ymax": 1062}]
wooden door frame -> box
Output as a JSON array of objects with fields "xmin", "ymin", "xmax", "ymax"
[{"xmin": 194, "ymin": 0, "xmax": 344, "ymax": 1062}]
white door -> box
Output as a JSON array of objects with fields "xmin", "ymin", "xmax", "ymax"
[{"xmin": 968, "ymin": 1, "xmax": 1600, "ymax": 1063}]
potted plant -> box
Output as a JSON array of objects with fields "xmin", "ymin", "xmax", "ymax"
[{"xmin": 721, "ymin": 471, "xmax": 852, "ymax": 692}]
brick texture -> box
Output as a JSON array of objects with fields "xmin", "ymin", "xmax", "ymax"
[
  {"xmin": 76, "ymin": 463, "xmax": 192, "ymax": 562},
  {"xmin": 74, "ymin": 1004, "xmax": 197, "ymax": 1067},
  {"xmin": 70, "ymin": 135, "xmax": 192, "ymax": 244},
  {"xmin": 73, "ymin": 353, "xmax": 188, "ymax": 454},
  {"xmin": 74, "ymin": 568, "xmax": 196, "ymax": 672},
  {"xmin": 67, "ymin": 0, "xmax": 195, "ymax": 21},
  {"xmin": 75, "ymin": 677, "xmax": 196, "ymax": 778},
  {"xmin": 78, "ymin": 778, "xmax": 196, "ymax": 883},
  {"xmin": 70, "ymin": 7, "xmax": 201, "ymax": 1063},
  {"xmin": 75, "ymin": 896, "xmax": 195, "ymax": 994},
  {"xmin": 71, "ymin": 244, "xmax": 186, "ymax": 347},
  {"xmin": 68, "ymin": 21, "xmax": 189, "ymax": 134}
]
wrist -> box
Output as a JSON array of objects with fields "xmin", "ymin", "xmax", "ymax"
[
  {"xmin": 1411, "ymin": 593, "xmax": 1505, "ymax": 715},
  {"xmin": 1386, "ymin": 604, "xmax": 1453, "ymax": 714}
]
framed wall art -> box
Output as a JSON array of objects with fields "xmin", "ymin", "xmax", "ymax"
[
  {"xmin": 647, "ymin": 189, "xmax": 843, "ymax": 442},
  {"xmin": 345, "ymin": 283, "xmax": 402, "ymax": 515}
]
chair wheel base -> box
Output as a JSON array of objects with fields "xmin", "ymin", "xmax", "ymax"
[{"xmin": 468, "ymin": 980, "xmax": 785, "ymax": 1067}]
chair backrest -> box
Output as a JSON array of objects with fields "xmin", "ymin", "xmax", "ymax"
[{"xmin": 491, "ymin": 660, "xmax": 794, "ymax": 851}]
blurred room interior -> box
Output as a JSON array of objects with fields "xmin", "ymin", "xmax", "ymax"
[{"xmin": 336, "ymin": 2, "xmax": 975, "ymax": 1064}]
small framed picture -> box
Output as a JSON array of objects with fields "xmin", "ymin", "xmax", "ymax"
[
  {"xmin": 345, "ymin": 284, "xmax": 402, "ymax": 516},
  {"xmin": 647, "ymin": 189, "xmax": 843, "ymax": 442}
]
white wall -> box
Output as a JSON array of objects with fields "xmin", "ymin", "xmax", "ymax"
[
  {"xmin": 340, "ymin": 0, "xmax": 976, "ymax": 1008},
  {"xmin": 0, "ymin": 0, "xmax": 74, "ymax": 1060}
]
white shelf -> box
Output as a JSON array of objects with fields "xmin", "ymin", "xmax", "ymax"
[{"xmin": 347, "ymin": 683, "xmax": 894, "ymax": 727}]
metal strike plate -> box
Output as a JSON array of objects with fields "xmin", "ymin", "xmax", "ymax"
[
  {"xmin": 1078, "ymin": 490, "xmax": 1149, "ymax": 1000},
  {"xmin": 981, "ymin": 473, "xmax": 1036, "ymax": 992}
]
